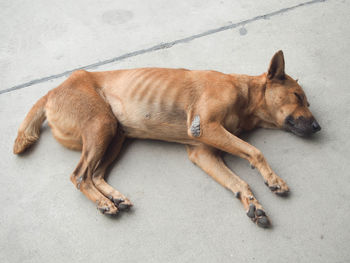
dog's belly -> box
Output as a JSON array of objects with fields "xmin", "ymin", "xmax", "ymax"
[
  {"xmin": 115, "ymin": 100, "xmax": 191, "ymax": 143},
  {"xmin": 100, "ymin": 68, "xmax": 194, "ymax": 144}
]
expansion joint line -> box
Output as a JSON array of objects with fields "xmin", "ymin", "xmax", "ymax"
[{"xmin": 0, "ymin": 0, "xmax": 326, "ymax": 95}]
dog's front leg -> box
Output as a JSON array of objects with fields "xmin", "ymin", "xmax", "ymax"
[
  {"xmin": 186, "ymin": 144, "xmax": 270, "ymax": 228},
  {"xmin": 189, "ymin": 122, "xmax": 289, "ymax": 196}
]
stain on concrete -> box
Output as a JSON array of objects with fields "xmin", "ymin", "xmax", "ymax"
[
  {"xmin": 102, "ymin": 10, "xmax": 133, "ymax": 25},
  {"xmin": 239, "ymin": 27, "xmax": 247, "ymax": 36}
]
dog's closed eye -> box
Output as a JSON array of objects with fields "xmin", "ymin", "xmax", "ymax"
[
  {"xmin": 294, "ymin": 92, "xmax": 304, "ymax": 105},
  {"xmin": 294, "ymin": 92, "xmax": 310, "ymax": 107},
  {"xmin": 294, "ymin": 92, "xmax": 302, "ymax": 102}
]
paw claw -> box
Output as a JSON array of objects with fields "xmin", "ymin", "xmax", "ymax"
[
  {"xmin": 266, "ymin": 182, "xmax": 289, "ymax": 197},
  {"xmin": 256, "ymin": 209, "xmax": 266, "ymax": 217},
  {"xmin": 111, "ymin": 198, "xmax": 125, "ymax": 205},
  {"xmin": 269, "ymin": 185, "xmax": 279, "ymax": 191},
  {"xmin": 98, "ymin": 206, "xmax": 110, "ymax": 214},
  {"xmin": 257, "ymin": 216, "xmax": 270, "ymax": 228},
  {"xmin": 275, "ymin": 190, "xmax": 289, "ymax": 197},
  {"xmin": 247, "ymin": 204, "xmax": 256, "ymax": 218},
  {"xmin": 118, "ymin": 202, "xmax": 132, "ymax": 211}
]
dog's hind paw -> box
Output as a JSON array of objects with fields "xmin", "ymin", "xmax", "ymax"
[
  {"xmin": 109, "ymin": 196, "xmax": 133, "ymax": 211},
  {"xmin": 96, "ymin": 200, "xmax": 118, "ymax": 215}
]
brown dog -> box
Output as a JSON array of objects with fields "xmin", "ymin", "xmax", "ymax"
[{"xmin": 13, "ymin": 50, "xmax": 320, "ymax": 228}]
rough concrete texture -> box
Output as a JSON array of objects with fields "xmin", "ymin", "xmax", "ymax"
[{"xmin": 1, "ymin": 0, "xmax": 350, "ymax": 262}]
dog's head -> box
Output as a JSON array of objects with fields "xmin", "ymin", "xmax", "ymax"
[{"xmin": 263, "ymin": 50, "xmax": 321, "ymax": 136}]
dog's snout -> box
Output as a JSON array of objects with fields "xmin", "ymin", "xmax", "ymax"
[
  {"xmin": 285, "ymin": 115, "xmax": 321, "ymax": 136},
  {"xmin": 312, "ymin": 120, "xmax": 321, "ymax": 133}
]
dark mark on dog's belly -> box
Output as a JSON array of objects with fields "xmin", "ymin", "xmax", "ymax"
[{"xmin": 190, "ymin": 115, "xmax": 200, "ymax": 137}]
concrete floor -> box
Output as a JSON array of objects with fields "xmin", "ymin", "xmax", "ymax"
[{"xmin": 1, "ymin": 0, "xmax": 350, "ymax": 262}]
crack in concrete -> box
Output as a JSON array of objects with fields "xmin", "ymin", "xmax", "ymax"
[{"xmin": 1, "ymin": 0, "xmax": 326, "ymax": 95}]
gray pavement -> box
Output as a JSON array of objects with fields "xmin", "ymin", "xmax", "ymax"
[{"xmin": 1, "ymin": 0, "xmax": 350, "ymax": 262}]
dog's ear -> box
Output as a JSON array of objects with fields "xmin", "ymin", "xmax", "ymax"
[{"xmin": 267, "ymin": 50, "xmax": 285, "ymax": 80}]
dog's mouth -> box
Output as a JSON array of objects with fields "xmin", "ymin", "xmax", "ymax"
[{"xmin": 284, "ymin": 115, "xmax": 321, "ymax": 137}]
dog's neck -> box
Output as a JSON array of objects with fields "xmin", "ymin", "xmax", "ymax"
[{"xmin": 229, "ymin": 73, "xmax": 276, "ymax": 130}]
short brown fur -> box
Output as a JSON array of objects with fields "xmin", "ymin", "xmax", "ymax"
[{"xmin": 14, "ymin": 51, "xmax": 320, "ymax": 227}]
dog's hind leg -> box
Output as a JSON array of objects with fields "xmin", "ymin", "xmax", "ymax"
[
  {"xmin": 92, "ymin": 128, "xmax": 133, "ymax": 211},
  {"xmin": 45, "ymin": 73, "xmax": 123, "ymax": 214},
  {"xmin": 186, "ymin": 144, "xmax": 270, "ymax": 228},
  {"xmin": 70, "ymin": 120, "xmax": 120, "ymax": 214}
]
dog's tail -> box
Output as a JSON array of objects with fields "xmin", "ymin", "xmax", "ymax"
[{"xmin": 13, "ymin": 94, "xmax": 48, "ymax": 154}]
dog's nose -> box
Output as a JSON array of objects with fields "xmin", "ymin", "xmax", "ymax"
[{"xmin": 312, "ymin": 120, "xmax": 321, "ymax": 133}]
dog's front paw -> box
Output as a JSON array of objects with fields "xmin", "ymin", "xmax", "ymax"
[
  {"xmin": 107, "ymin": 193, "xmax": 133, "ymax": 211},
  {"xmin": 264, "ymin": 175, "xmax": 289, "ymax": 196},
  {"xmin": 246, "ymin": 203, "xmax": 270, "ymax": 228}
]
